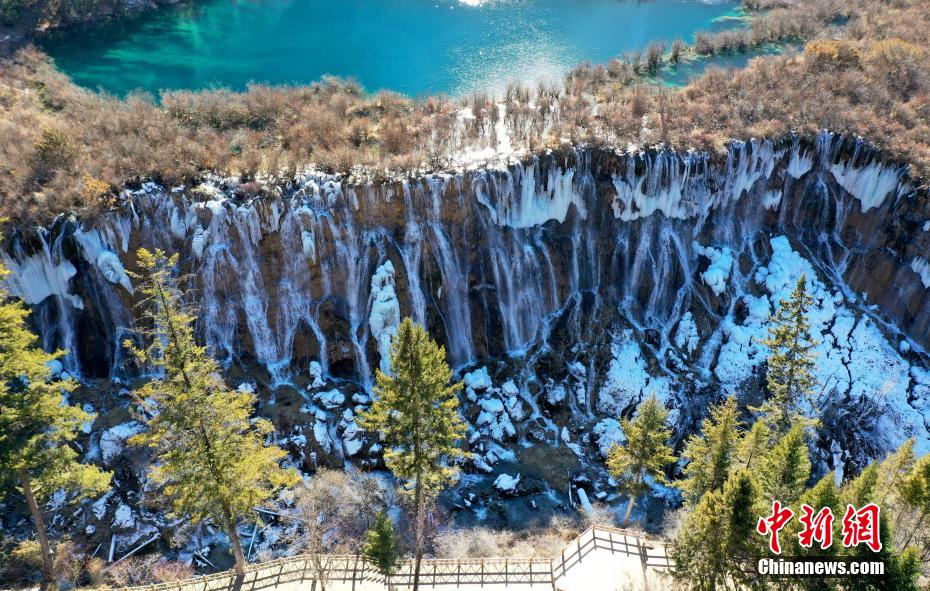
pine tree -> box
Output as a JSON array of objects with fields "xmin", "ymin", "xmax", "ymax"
[
  {"xmin": 757, "ymin": 275, "xmax": 819, "ymax": 435},
  {"xmin": 736, "ymin": 419, "xmax": 772, "ymax": 471},
  {"xmin": 672, "ymin": 469, "xmax": 761, "ymax": 591},
  {"xmin": 363, "ymin": 510, "xmax": 401, "ymax": 581},
  {"xmin": 681, "ymin": 396, "xmax": 740, "ymax": 505},
  {"xmin": 875, "ymin": 438, "xmax": 915, "ymax": 508},
  {"xmin": 898, "ymin": 453, "xmax": 929, "ymax": 552},
  {"xmin": 0, "ymin": 257, "xmax": 111, "ymax": 590},
  {"xmin": 841, "ymin": 460, "xmax": 922, "ymax": 591},
  {"xmin": 127, "ymin": 248, "xmax": 298, "ymax": 576},
  {"xmin": 759, "ymin": 424, "xmax": 811, "ymax": 504},
  {"xmin": 606, "ymin": 395, "xmax": 676, "ymax": 527},
  {"xmin": 358, "ymin": 318, "xmax": 467, "ymax": 591}
]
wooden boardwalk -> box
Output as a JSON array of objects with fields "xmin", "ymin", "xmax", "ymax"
[{"xmin": 103, "ymin": 526, "xmax": 674, "ymax": 591}]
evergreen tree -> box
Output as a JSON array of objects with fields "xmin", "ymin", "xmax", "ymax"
[
  {"xmin": 736, "ymin": 419, "xmax": 772, "ymax": 471},
  {"xmin": 898, "ymin": 453, "xmax": 929, "ymax": 551},
  {"xmin": 842, "ymin": 463, "xmax": 879, "ymax": 507},
  {"xmin": 673, "ymin": 469, "xmax": 761, "ymax": 591},
  {"xmin": 358, "ymin": 318, "xmax": 467, "ymax": 591},
  {"xmin": 363, "ymin": 510, "xmax": 401, "ymax": 581},
  {"xmin": 757, "ymin": 275, "xmax": 819, "ymax": 435},
  {"xmin": 127, "ymin": 249, "xmax": 298, "ymax": 576},
  {"xmin": 759, "ymin": 424, "xmax": 811, "ymax": 504},
  {"xmin": 840, "ymin": 478, "xmax": 921, "ymax": 591},
  {"xmin": 875, "ymin": 438, "xmax": 915, "ymax": 508},
  {"xmin": 681, "ymin": 396, "xmax": 740, "ymax": 505},
  {"xmin": 0, "ymin": 258, "xmax": 111, "ymax": 590},
  {"xmin": 606, "ymin": 395, "xmax": 676, "ymax": 527}
]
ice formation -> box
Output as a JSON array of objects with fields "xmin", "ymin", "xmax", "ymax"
[{"xmin": 369, "ymin": 261, "xmax": 401, "ymax": 374}]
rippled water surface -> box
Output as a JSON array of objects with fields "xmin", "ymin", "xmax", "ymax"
[{"xmin": 43, "ymin": 0, "xmax": 741, "ymax": 97}]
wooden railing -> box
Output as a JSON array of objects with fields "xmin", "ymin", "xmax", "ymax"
[
  {"xmin": 103, "ymin": 525, "xmax": 674, "ymax": 591},
  {"xmin": 390, "ymin": 557, "xmax": 554, "ymax": 587}
]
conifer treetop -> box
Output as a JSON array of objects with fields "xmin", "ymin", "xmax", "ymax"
[
  {"xmin": 359, "ymin": 318, "xmax": 468, "ymax": 498},
  {"xmin": 607, "ymin": 395, "xmax": 676, "ymax": 491},
  {"xmin": 127, "ymin": 248, "xmax": 298, "ymax": 527},
  {"xmin": 0, "ymin": 255, "xmax": 111, "ymax": 501}
]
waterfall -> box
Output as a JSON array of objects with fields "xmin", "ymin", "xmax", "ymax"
[{"xmin": 3, "ymin": 132, "xmax": 927, "ymax": 395}]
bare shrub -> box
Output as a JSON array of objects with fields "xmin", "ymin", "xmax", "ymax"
[
  {"xmin": 645, "ymin": 42, "xmax": 667, "ymax": 74},
  {"xmin": 286, "ymin": 469, "xmax": 387, "ymax": 590}
]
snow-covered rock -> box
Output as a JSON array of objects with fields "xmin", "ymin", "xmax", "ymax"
[
  {"xmin": 597, "ymin": 331, "xmax": 670, "ymax": 416},
  {"xmin": 694, "ymin": 243, "xmax": 734, "ymax": 297},
  {"xmin": 593, "ymin": 418, "xmax": 625, "ymax": 458},
  {"xmin": 313, "ymin": 389, "xmax": 345, "ymax": 410},
  {"xmin": 464, "ymin": 367, "xmax": 492, "ymax": 391},
  {"xmin": 98, "ymin": 422, "xmax": 143, "ymax": 465},
  {"xmin": 476, "ymin": 395, "xmax": 516, "ymax": 441},
  {"xmin": 493, "ymin": 473, "xmax": 521, "ymax": 494},
  {"xmin": 313, "ymin": 419, "xmax": 334, "ymax": 455},
  {"xmin": 338, "ymin": 409, "xmax": 364, "ymax": 457},
  {"xmin": 112, "ymin": 504, "xmax": 135, "ymax": 530},
  {"xmin": 308, "ymin": 361, "xmax": 325, "ymax": 388},
  {"xmin": 544, "ymin": 381, "xmax": 566, "ymax": 407}
]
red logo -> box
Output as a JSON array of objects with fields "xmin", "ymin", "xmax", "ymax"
[
  {"xmin": 757, "ymin": 502, "xmax": 882, "ymax": 553},
  {"xmin": 798, "ymin": 504, "xmax": 835, "ymax": 549},
  {"xmin": 756, "ymin": 501, "xmax": 795, "ymax": 554},
  {"xmin": 841, "ymin": 503, "xmax": 882, "ymax": 552}
]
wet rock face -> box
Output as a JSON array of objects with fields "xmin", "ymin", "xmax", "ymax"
[{"xmin": 4, "ymin": 132, "xmax": 930, "ymax": 536}]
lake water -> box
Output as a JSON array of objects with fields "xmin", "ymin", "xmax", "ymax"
[{"xmin": 42, "ymin": 0, "xmax": 741, "ymax": 98}]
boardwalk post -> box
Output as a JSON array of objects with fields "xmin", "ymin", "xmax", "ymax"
[
  {"xmin": 457, "ymin": 559, "xmax": 461, "ymax": 586},
  {"xmin": 351, "ymin": 555, "xmax": 358, "ymax": 591},
  {"xmin": 505, "ymin": 557, "xmax": 508, "ymax": 586},
  {"xmin": 481, "ymin": 557, "xmax": 485, "ymax": 588}
]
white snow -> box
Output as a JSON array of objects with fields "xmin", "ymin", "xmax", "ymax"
[
  {"xmin": 674, "ymin": 312, "xmax": 699, "ymax": 355},
  {"xmin": 464, "ymin": 366, "xmax": 493, "ymax": 391},
  {"xmin": 476, "ymin": 395, "xmax": 516, "ymax": 441},
  {"xmin": 313, "ymin": 389, "xmax": 345, "ymax": 410},
  {"xmin": 338, "ymin": 409, "xmax": 364, "ymax": 457},
  {"xmin": 313, "ymin": 419, "xmax": 334, "ymax": 454},
  {"xmin": 711, "ymin": 235, "xmax": 930, "ymax": 454},
  {"xmin": 501, "ymin": 379, "xmax": 519, "ymax": 397},
  {"xmin": 493, "ymin": 473, "xmax": 521, "ymax": 493},
  {"xmin": 369, "ymin": 261, "xmax": 401, "ymax": 374},
  {"xmin": 308, "ymin": 361, "xmax": 325, "ymax": 388},
  {"xmin": 593, "ymin": 418, "xmax": 625, "ymax": 458},
  {"xmin": 98, "ymin": 422, "xmax": 143, "ymax": 465},
  {"xmin": 598, "ymin": 330, "xmax": 670, "ymax": 416},
  {"xmin": 112, "ymin": 504, "xmax": 135, "ymax": 530},
  {"xmin": 694, "ymin": 243, "xmax": 734, "ymax": 297}
]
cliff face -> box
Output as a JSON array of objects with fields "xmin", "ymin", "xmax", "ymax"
[{"xmin": 3, "ymin": 132, "xmax": 930, "ymax": 547}]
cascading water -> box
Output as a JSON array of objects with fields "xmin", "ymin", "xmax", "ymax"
[
  {"xmin": 8, "ymin": 131, "xmax": 930, "ymax": 552},
  {"xmin": 4, "ymin": 131, "xmax": 930, "ymax": 465}
]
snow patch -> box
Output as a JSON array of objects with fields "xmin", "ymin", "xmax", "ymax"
[
  {"xmin": 493, "ymin": 473, "xmax": 521, "ymax": 493},
  {"xmin": 694, "ymin": 243, "xmax": 734, "ymax": 297}
]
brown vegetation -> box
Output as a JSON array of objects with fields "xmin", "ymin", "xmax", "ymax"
[{"xmin": 0, "ymin": 0, "xmax": 928, "ymax": 225}]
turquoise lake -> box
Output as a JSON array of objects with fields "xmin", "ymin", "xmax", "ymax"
[{"xmin": 42, "ymin": 0, "xmax": 742, "ymax": 98}]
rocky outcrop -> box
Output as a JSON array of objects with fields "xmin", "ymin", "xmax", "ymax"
[{"xmin": 3, "ymin": 132, "xmax": 930, "ymax": 539}]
